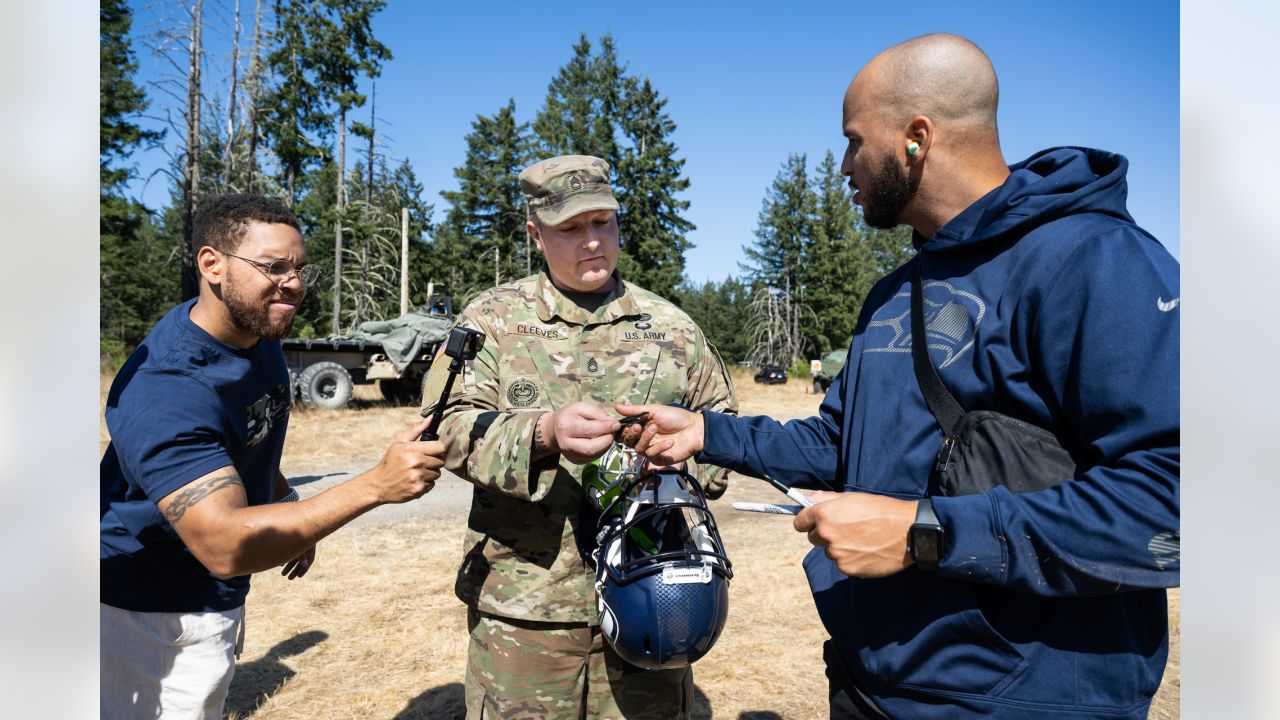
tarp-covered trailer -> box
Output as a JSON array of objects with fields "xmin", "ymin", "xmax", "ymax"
[{"xmin": 282, "ymin": 311, "xmax": 454, "ymax": 410}]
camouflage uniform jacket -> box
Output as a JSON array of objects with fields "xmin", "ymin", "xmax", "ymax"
[{"xmin": 429, "ymin": 270, "xmax": 737, "ymax": 623}]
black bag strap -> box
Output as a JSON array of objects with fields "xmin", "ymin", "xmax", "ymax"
[{"xmin": 911, "ymin": 262, "xmax": 965, "ymax": 433}]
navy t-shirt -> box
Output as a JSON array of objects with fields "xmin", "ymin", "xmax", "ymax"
[{"xmin": 100, "ymin": 298, "xmax": 292, "ymax": 612}]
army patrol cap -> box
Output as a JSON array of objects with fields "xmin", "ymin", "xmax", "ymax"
[{"xmin": 519, "ymin": 155, "xmax": 620, "ymax": 226}]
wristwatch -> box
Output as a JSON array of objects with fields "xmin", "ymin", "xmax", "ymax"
[{"xmin": 908, "ymin": 497, "xmax": 946, "ymax": 572}]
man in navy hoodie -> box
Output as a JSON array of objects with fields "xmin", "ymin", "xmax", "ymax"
[{"xmin": 621, "ymin": 33, "xmax": 1179, "ymax": 719}]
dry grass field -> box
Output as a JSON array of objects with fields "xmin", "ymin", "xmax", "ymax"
[{"xmin": 101, "ymin": 369, "xmax": 1179, "ymax": 718}]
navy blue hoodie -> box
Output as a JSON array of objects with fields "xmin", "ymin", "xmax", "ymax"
[{"xmin": 700, "ymin": 147, "xmax": 1179, "ymax": 718}]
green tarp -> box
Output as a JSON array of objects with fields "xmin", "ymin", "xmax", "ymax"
[{"xmin": 333, "ymin": 313, "xmax": 453, "ymax": 373}]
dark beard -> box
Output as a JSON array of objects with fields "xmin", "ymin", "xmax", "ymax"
[
  {"xmin": 224, "ymin": 282, "xmax": 296, "ymax": 341},
  {"xmin": 862, "ymin": 153, "xmax": 918, "ymax": 229}
]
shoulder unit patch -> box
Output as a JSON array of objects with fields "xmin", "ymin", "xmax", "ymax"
[{"xmin": 506, "ymin": 378, "xmax": 540, "ymax": 407}]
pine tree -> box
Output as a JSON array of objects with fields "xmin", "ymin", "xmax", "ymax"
[
  {"xmin": 741, "ymin": 154, "xmax": 817, "ymax": 292},
  {"xmin": 308, "ymin": 0, "xmax": 391, "ymax": 330},
  {"xmin": 741, "ymin": 154, "xmax": 821, "ymax": 363},
  {"xmin": 290, "ymin": 159, "xmax": 339, "ymax": 335},
  {"xmin": 101, "ymin": 0, "xmax": 162, "ymax": 194},
  {"xmin": 807, "ymin": 150, "xmax": 874, "ymax": 352},
  {"xmin": 678, "ymin": 276, "xmax": 755, "ymax": 364},
  {"xmin": 261, "ymin": 0, "xmax": 331, "ymax": 206},
  {"xmin": 100, "ymin": 0, "xmax": 168, "ymax": 353},
  {"xmin": 437, "ymin": 100, "xmax": 533, "ymax": 305},
  {"xmin": 614, "ymin": 75, "xmax": 694, "ymax": 299},
  {"xmin": 532, "ymin": 34, "xmax": 620, "ymax": 162},
  {"xmin": 863, "ymin": 222, "xmax": 915, "ymax": 279},
  {"xmin": 379, "ymin": 158, "xmax": 437, "ymax": 311}
]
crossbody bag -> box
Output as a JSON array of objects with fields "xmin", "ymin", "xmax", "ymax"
[{"xmin": 911, "ymin": 265, "xmax": 1078, "ymax": 496}]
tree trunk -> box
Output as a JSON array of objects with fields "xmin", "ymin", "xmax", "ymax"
[
  {"xmin": 224, "ymin": 0, "xmax": 239, "ymax": 191},
  {"xmin": 245, "ymin": 0, "xmax": 262, "ymax": 191},
  {"xmin": 332, "ymin": 110, "xmax": 346, "ymax": 332},
  {"xmin": 360, "ymin": 87, "xmax": 375, "ymax": 324},
  {"xmin": 180, "ymin": 0, "xmax": 203, "ymax": 302},
  {"xmin": 366, "ymin": 83, "xmax": 375, "ymax": 204},
  {"xmin": 400, "ymin": 207, "xmax": 409, "ymax": 316}
]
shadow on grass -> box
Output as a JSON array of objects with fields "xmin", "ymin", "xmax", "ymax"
[
  {"xmin": 225, "ymin": 630, "xmax": 328, "ymax": 719},
  {"xmin": 392, "ymin": 683, "xmax": 465, "ymax": 719},
  {"xmin": 387, "ymin": 682, "xmax": 781, "ymax": 719},
  {"xmin": 287, "ymin": 471, "xmax": 347, "ymax": 487}
]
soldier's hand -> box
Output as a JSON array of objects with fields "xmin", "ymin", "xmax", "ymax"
[
  {"xmin": 541, "ymin": 402, "xmax": 621, "ymax": 464},
  {"xmin": 792, "ymin": 491, "xmax": 917, "ymax": 578},
  {"xmin": 368, "ymin": 418, "xmax": 445, "ymax": 504},
  {"xmin": 615, "ymin": 403, "xmax": 704, "ymax": 465}
]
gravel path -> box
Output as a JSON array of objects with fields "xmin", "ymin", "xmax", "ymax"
[
  {"xmin": 287, "ymin": 466, "xmax": 474, "ymax": 527},
  {"xmin": 288, "ymin": 410, "xmax": 817, "ymax": 528}
]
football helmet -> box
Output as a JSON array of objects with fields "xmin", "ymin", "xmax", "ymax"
[{"xmin": 591, "ymin": 463, "xmax": 733, "ymax": 671}]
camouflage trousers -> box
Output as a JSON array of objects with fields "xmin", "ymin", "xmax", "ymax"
[{"xmin": 465, "ymin": 607, "xmax": 693, "ymax": 720}]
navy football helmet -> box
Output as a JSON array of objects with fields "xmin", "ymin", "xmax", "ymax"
[{"xmin": 591, "ymin": 464, "xmax": 733, "ymax": 671}]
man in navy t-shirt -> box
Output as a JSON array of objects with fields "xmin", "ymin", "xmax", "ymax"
[
  {"xmin": 100, "ymin": 194, "xmax": 447, "ymax": 719},
  {"xmin": 621, "ymin": 34, "xmax": 1178, "ymax": 720}
]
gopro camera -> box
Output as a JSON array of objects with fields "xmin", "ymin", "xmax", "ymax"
[
  {"xmin": 420, "ymin": 326, "xmax": 488, "ymax": 441},
  {"xmin": 444, "ymin": 326, "xmax": 485, "ymax": 361}
]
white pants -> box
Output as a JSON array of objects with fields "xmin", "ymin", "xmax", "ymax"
[{"xmin": 100, "ymin": 602, "xmax": 244, "ymax": 720}]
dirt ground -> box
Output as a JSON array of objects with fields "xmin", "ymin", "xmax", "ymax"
[{"xmin": 101, "ymin": 370, "xmax": 1179, "ymax": 718}]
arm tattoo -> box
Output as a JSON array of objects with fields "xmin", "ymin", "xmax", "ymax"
[{"xmin": 162, "ymin": 474, "xmax": 243, "ymax": 524}]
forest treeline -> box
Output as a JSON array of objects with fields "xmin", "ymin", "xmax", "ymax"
[{"xmin": 101, "ymin": 0, "xmax": 912, "ymax": 368}]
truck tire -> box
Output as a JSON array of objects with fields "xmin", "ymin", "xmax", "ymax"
[
  {"xmin": 298, "ymin": 362, "xmax": 353, "ymax": 410},
  {"xmin": 378, "ymin": 378, "xmax": 419, "ymax": 406}
]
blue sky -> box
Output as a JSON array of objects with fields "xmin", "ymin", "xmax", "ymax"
[{"xmin": 126, "ymin": 1, "xmax": 1178, "ymax": 284}]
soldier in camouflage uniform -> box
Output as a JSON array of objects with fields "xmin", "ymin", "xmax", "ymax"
[{"xmin": 422, "ymin": 155, "xmax": 737, "ymax": 719}]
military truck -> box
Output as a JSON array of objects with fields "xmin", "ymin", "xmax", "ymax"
[
  {"xmin": 810, "ymin": 348, "xmax": 847, "ymax": 394},
  {"xmin": 282, "ymin": 295, "xmax": 454, "ymax": 411}
]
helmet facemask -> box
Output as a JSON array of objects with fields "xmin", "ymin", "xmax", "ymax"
[{"xmin": 591, "ymin": 463, "xmax": 733, "ymax": 671}]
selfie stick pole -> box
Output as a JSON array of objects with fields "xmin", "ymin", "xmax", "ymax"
[{"xmin": 420, "ymin": 327, "xmax": 487, "ymax": 442}]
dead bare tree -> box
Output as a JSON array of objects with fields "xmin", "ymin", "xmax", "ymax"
[
  {"xmin": 166, "ymin": 0, "xmax": 204, "ymax": 302},
  {"xmin": 352, "ymin": 82, "xmax": 377, "ymax": 325},
  {"xmin": 338, "ymin": 199, "xmax": 405, "ymax": 329},
  {"xmin": 243, "ymin": 0, "xmax": 264, "ymax": 191},
  {"xmin": 222, "ymin": 0, "xmax": 239, "ymax": 190},
  {"xmin": 747, "ymin": 284, "xmax": 815, "ymax": 368}
]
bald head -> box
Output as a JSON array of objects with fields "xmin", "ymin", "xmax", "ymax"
[
  {"xmin": 851, "ymin": 33, "xmax": 999, "ymax": 140},
  {"xmin": 840, "ymin": 34, "xmax": 1010, "ymax": 237}
]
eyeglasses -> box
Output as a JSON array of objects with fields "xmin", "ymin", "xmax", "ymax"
[{"xmin": 222, "ymin": 251, "xmax": 321, "ymax": 287}]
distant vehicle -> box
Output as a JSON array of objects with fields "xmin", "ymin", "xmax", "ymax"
[
  {"xmin": 282, "ymin": 294, "xmax": 454, "ymax": 411},
  {"xmin": 810, "ymin": 349, "xmax": 847, "ymax": 393},
  {"xmin": 753, "ymin": 364, "xmax": 788, "ymax": 385}
]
